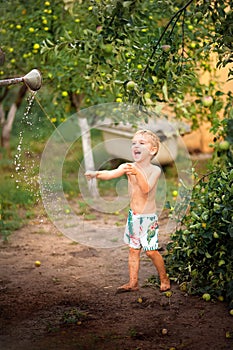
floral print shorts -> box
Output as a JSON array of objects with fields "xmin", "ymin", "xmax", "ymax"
[{"xmin": 124, "ymin": 209, "xmax": 159, "ymax": 251}]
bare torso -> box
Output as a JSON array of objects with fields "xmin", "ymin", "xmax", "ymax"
[{"xmin": 127, "ymin": 164, "xmax": 161, "ymax": 214}]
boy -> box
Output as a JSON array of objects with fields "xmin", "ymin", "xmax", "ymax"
[{"xmin": 85, "ymin": 129, "xmax": 170, "ymax": 292}]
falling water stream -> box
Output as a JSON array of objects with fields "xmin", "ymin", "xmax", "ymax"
[
  {"xmin": 13, "ymin": 92, "xmax": 40, "ymax": 200},
  {"xmin": 12, "ymin": 92, "xmax": 89, "ymax": 234}
]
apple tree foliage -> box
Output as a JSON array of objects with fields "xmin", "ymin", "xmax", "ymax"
[
  {"xmin": 39, "ymin": 0, "xmax": 233, "ymax": 127},
  {"xmin": 0, "ymin": 0, "xmax": 233, "ymax": 125}
]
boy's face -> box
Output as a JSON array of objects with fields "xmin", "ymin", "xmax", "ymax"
[{"xmin": 131, "ymin": 133, "xmax": 157, "ymax": 161}]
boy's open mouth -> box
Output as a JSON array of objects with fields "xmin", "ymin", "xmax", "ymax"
[{"xmin": 133, "ymin": 150, "xmax": 141, "ymax": 157}]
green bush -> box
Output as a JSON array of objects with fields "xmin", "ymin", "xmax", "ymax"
[{"xmin": 165, "ymin": 117, "xmax": 233, "ymax": 307}]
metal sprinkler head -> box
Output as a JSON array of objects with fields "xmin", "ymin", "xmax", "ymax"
[
  {"xmin": 23, "ymin": 69, "xmax": 42, "ymax": 91},
  {"xmin": 0, "ymin": 69, "xmax": 42, "ymax": 91}
]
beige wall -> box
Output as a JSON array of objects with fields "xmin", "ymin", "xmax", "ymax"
[{"xmin": 182, "ymin": 56, "xmax": 233, "ymax": 153}]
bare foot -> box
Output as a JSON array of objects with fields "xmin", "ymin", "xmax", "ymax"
[
  {"xmin": 116, "ymin": 283, "xmax": 139, "ymax": 294},
  {"xmin": 160, "ymin": 279, "xmax": 171, "ymax": 292}
]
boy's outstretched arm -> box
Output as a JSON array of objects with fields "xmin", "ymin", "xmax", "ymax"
[{"xmin": 85, "ymin": 163, "xmax": 135, "ymax": 181}]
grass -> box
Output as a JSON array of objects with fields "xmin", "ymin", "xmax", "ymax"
[{"xmin": 0, "ymin": 177, "xmax": 36, "ymax": 241}]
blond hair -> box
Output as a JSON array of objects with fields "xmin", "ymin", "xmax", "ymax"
[{"xmin": 134, "ymin": 129, "xmax": 160, "ymax": 158}]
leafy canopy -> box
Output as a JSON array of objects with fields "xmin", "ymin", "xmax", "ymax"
[{"xmin": 1, "ymin": 0, "xmax": 233, "ymax": 124}]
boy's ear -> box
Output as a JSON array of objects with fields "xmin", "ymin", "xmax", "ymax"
[{"xmin": 150, "ymin": 146, "xmax": 157, "ymax": 156}]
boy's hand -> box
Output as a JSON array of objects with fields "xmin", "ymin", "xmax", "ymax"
[
  {"xmin": 124, "ymin": 163, "xmax": 137, "ymax": 175},
  {"xmin": 85, "ymin": 170, "xmax": 97, "ymax": 180}
]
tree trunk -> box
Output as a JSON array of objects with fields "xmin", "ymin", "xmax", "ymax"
[
  {"xmin": 1, "ymin": 103, "xmax": 17, "ymax": 150},
  {"xmin": 0, "ymin": 103, "xmax": 5, "ymax": 125},
  {"xmin": 72, "ymin": 93, "xmax": 99, "ymax": 197},
  {"xmin": 0, "ymin": 85, "xmax": 27, "ymax": 151}
]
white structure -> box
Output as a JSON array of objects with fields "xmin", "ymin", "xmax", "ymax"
[{"xmin": 96, "ymin": 118, "xmax": 185, "ymax": 165}]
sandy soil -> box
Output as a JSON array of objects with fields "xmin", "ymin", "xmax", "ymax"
[{"xmin": 0, "ymin": 207, "xmax": 233, "ymax": 350}]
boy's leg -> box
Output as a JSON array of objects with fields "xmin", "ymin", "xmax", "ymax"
[
  {"xmin": 145, "ymin": 250, "xmax": 170, "ymax": 291},
  {"xmin": 117, "ymin": 247, "xmax": 141, "ymax": 292}
]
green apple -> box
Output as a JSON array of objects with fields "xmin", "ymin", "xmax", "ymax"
[
  {"xmin": 102, "ymin": 44, "xmax": 113, "ymax": 54},
  {"xmin": 161, "ymin": 328, "xmax": 168, "ymax": 335},
  {"xmin": 219, "ymin": 140, "xmax": 230, "ymax": 151},
  {"xmin": 126, "ymin": 80, "xmax": 137, "ymax": 91},
  {"xmin": 196, "ymin": 12, "xmax": 203, "ymax": 20},
  {"xmin": 190, "ymin": 42, "xmax": 196, "ymax": 49},
  {"xmin": 202, "ymin": 96, "xmax": 213, "ymax": 107},
  {"xmin": 202, "ymin": 293, "xmax": 211, "ymax": 301},
  {"xmin": 179, "ymin": 282, "xmax": 187, "ymax": 292},
  {"xmin": 226, "ymin": 331, "xmax": 232, "ymax": 338},
  {"xmin": 161, "ymin": 45, "xmax": 171, "ymax": 52},
  {"xmin": 35, "ymin": 260, "xmax": 41, "ymax": 267},
  {"xmin": 96, "ymin": 25, "xmax": 102, "ymax": 32},
  {"xmin": 144, "ymin": 92, "xmax": 151, "ymax": 99}
]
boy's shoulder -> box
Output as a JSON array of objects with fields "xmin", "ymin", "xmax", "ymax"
[{"xmin": 151, "ymin": 164, "xmax": 162, "ymax": 175}]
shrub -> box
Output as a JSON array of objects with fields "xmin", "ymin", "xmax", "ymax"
[{"xmin": 165, "ymin": 117, "xmax": 233, "ymax": 307}]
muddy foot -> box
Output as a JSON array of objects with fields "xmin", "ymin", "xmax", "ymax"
[
  {"xmin": 116, "ymin": 284, "xmax": 139, "ymax": 294},
  {"xmin": 160, "ymin": 280, "xmax": 171, "ymax": 292}
]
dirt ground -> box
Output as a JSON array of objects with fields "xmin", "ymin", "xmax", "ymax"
[{"xmin": 0, "ymin": 206, "xmax": 233, "ymax": 350}]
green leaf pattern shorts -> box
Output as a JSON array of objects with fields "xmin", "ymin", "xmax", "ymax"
[{"xmin": 124, "ymin": 209, "xmax": 159, "ymax": 251}]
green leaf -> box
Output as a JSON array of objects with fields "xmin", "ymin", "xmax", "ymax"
[
  {"xmin": 162, "ymin": 80, "xmax": 168, "ymax": 101},
  {"xmin": 228, "ymin": 224, "xmax": 233, "ymax": 238},
  {"xmin": 122, "ymin": 1, "xmax": 133, "ymax": 8}
]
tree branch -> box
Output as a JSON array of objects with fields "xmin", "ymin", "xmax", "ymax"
[
  {"xmin": 71, "ymin": 92, "xmax": 84, "ymax": 112},
  {"xmin": 15, "ymin": 85, "xmax": 27, "ymax": 108},
  {"xmin": 140, "ymin": 0, "xmax": 195, "ymax": 80}
]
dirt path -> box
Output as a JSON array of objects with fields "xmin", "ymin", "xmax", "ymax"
[{"xmin": 0, "ymin": 211, "xmax": 233, "ymax": 350}]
